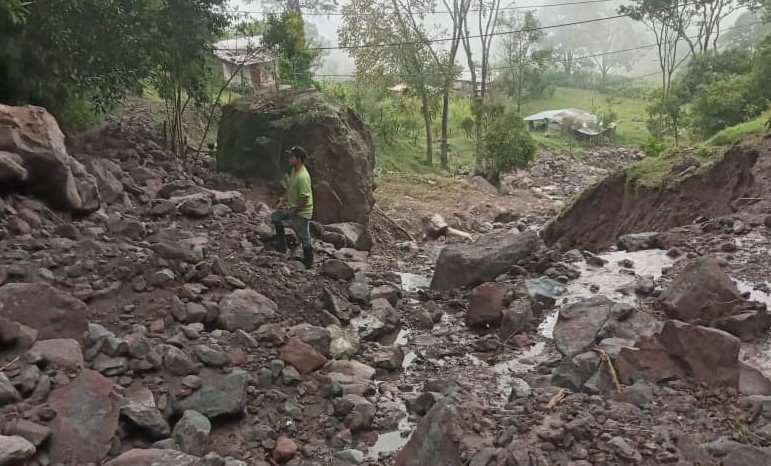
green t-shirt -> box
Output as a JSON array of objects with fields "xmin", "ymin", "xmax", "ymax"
[{"xmin": 286, "ymin": 166, "xmax": 314, "ymax": 219}]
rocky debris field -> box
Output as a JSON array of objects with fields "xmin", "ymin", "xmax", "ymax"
[{"xmin": 2, "ymin": 99, "xmax": 771, "ymax": 466}]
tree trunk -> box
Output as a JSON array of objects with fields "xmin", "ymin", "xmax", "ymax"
[
  {"xmin": 421, "ymin": 92, "xmax": 433, "ymax": 165},
  {"xmin": 440, "ymin": 86, "xmax": 450, "ymax": 168}
]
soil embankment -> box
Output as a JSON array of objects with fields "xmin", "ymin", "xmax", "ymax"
[{"xmin": 543, "ymin": 134, "xmax": 771, "ymax": 251}]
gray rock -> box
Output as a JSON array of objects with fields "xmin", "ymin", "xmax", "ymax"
[
  {"xmin": 617, "ymin": 232, "xmax": 661, "ymax": 252},
  {"xmin": 553, "ymin": 296, "xmax": 614, "ymax": 356},
  {"xmin": 324, "ymin": 287, "xmax": 353, "ymax": 323},
  {"xmin": 430, "ymin": 231, "xmax": 544, "ymax": 291},
  {"xmin": 498, "ymin": 299, "xmax": 533, "ymax": 340},
  {"xmin": 121, "ymin": 386, "xmax": 171, "ymax": 439},
  {"xmin": 373, "ymin": 346, "xmax": 405, "ymax": 370},
  {"xmin": 408, "ymin": 392, "xmax": 442, "ymax": 416},
  {"xmin": 178, "ymin": 194, "xmax": 213, "ymax": 218},
  {"xmin": 288, "ymin": 324, "xmax": 331, "ymax": 357},
  {"xmin": 552, "ymin": 352, "xmax": 600, "ymax": 391},
  {"xmin": 174, "ymin": 369, "xmax": 248, "ymax": 419},
  {"xmin": 0, "ymin": 373, "xmax": 21, "ymax": 407},
  {"xmin": 4, "ymin": 419, "xmax": 51, "ymax": 448},
  {"xmin": 172, "ymin": 410, "xmax": 212, "ymax": 456},
  {"xmin": 722, "ymin": 444, "xmax": 771, "ymax": 466},
  {"xmin": 322, "ymin": 259, "xmax": 355, "ymax": 280},
  {"xmin": 163, "ymin": 347, "xmax": 199, "ymax": 376},
  {"xmin": 0, "ymin": 435, "xmax": 36, "ymax": 465},
  {"xmin": 217, "ymin": 289, "xmax": 278, "ymax": 332},
  {"xmin": 335, "ymin": 449, "xmax": 365, "ymax": 463},
  {"xmin": 193, "ymin": 345, "xmax": 230, "ymax": 368},
  {"xmin": 328, "ymin": 325, "xmax": 361, "ymax": 359},
  {"xmin": 660, "ymin": 256, "xmax": 741, "ymax": 322}
]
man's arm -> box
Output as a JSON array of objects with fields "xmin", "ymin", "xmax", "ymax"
[{"xmin": 291, "ymin": 195, "xmax": 308, "ymax": 214}]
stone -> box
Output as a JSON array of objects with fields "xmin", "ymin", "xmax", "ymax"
[
  {"xmin": 553, "ymin": 296, "xmax": 614, "ymax": 356},
  {"xmin": 617, "ymin": 232, "xmax": 661, "ymax": 252},
  {"xmin": 217, "ymin": 93, "xmax": 375, "ymax": 225},
  {"xmin": 722, "ymin": 445, "xmax": 771, "ymax": 466},
  {"xmin": 322, "ymin": 259, "xmax": 355, "ymax": 280},
  {"xmin": 0, "ymin": 435, "xmax": 36, "ymax": 466},
  {"xmin": 341, "ymin": 394, "xmax": 376, "ymax": 431},
  {"xmin": 466, "ymin": 283, "xmax": 513, "ymax": 328},
  {"xmin": 552, "ymin": 352, "xmax": 601, "ymax": 392},
  {"xmin": 395, "ymin": 398, "xmax": 463, "ymax": 466},
  {"xmin": 335, "ymin": 449, "xmax": 365, "ymax": 463},
  {"xmin": 164, "ymin": 347, "xmax": 199, "ymax": 376},
  {"xmin": 370, "ymin": 285, "xmax": 400, "ymax": 306},
  {"xmin": 348, "ymin": 282, "xmax": 369, "ymax": 304},
  {"xmin": 714, "ymin": 312, "xmax": 771, "ymax": 342},
  {"xmin": 172, "ymin": 410, "xmax": 211, "ymax": 456},
  {"xmin": 148, "ymin": 269, "xmax": 176, "ymax": 287},
  {"xmin": 288, "ymin": 324, "xmax": 332, "ymax": 357},
  {"xmin": 326, "ymin": 223, "xmax": 373, "ymax": 251},
  {"xmin": 4, "ymin": 419, "xmax": 51, "ymax": 448},
  {"xmin": 151, "ymin": 199, "xmax": 177, "ymax": 216},
  {"xmin": 498, "ymin": 299, "xmax": 533, "ymax": 340},
  {"xmin": 740, "ymin": 362, "xmax": 771, "ymax": 396},
  {"xmin": 364, "ymin": 298, "xmax": 400, "ymax": 340},
  {"xmin": 28, "ymin": 338, "xmax": 84, "ymax": 370},
  {"xmin": 426, "ymin": 214, "xmax": 449, "ymax": 239},
  {"xmin": 174, "ymin": 369, "xmax": 249, "ymax": 419},
  {"xmin": 48, "ymin": 369, "xmax": 121, "ymax": 463},
  {"xmin": 92, "ymin": 354, "xmax": 130, "ymax": 376},
  {"xmin": 193, "ymin": 345, "xmax": 230, "ymax": 367},
  {"xmin": 0, "ymin": 104, "xmax": 100, "ymax": 212},
  {"xmin": 659, "ymin": 257, "xmax": 741, "ymax": 323},
  {"xmin": 121, "ymin": 385, "xmax": 171, "ymax": 439},
  {"xmin": 618, "ymin": 321, "xmax": 741, "ymax": 388},
  {"xmin": 326, "ymin": 360, "xmax": 377, "ymax": 380},
  {"xmin": 430, "ymin": 231, "xmax": 544, "ymax": 291},
  {"xmin": 279, "ymin": 338, "xmax": 328, "ymax": 375},
  {"xmin": 17, "ymin": 365, "xmax": 41, "ymax": 397},
  {"xmin": 328, "ymin": 325, "xmax": 361, "ymax": 359},
  {"xmin": 217, "ymin": 289, "xmax": 278, "ymax": 332},
  {"xmin": 0, "ymin": 151, "xmax": 27, "ymax": 185},
  {"xmin": 0, "ymin": 283, "xmax": 88, "ymax": 340},
  {"xmin": 103, "ymin": 449, "xmax": 199, "ymax": 466},
  {"xmin": 86, "ymin": 158, "xmax": 124, "ymax": 204},
  {"xmin": 150, "ymin": 241, "xmax": 204, "ymax": 264},
  {"xmin": 178, "ymin": 194, "xmax": 213, "ymax": 218},
  {"xmin": 373, "ymin": 346, "xmax": 406, "ymax": 370},
  {"xmin": 273, "ymin": 436, "xmax": 298, "ymax": 463},
  {"xmin": 408, "ymin": 392, "xmax": 442, "ymax": 416},
  {"xmin": 324, "ymin": 287, "xmax": 353, "ymax": 323}
]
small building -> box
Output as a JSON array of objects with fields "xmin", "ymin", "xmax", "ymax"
[
  {"xmin": 452, "ymin": 67, "xmax": 492, "ymax": 97},
  {"xmin": 213, "ymin": 36, "xmax": 276, "ymax": 93},
  {"xmin": 524, "ymin": 108, "xmax": 615, "ymax": 143}
]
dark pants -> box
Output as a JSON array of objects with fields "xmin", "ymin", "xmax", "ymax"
[{"xmin": 271, "ymin": 209, "xmax": 312, "ymax": 249}]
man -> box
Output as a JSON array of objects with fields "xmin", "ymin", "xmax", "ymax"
[{"xmin": 271, "ymin": 145, "xmax": 314, "ymax": 268}]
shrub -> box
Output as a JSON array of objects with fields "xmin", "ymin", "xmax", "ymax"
[{"xmin": 482, "ymin": 110, "xmax": 537, "ymax": 187}]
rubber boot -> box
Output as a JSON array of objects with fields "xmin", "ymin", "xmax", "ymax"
[
  {"xmin": 273, "ymin": 223, "xmax": 287, "ymax": 254},
  {"xmin": 303, "ymin": 246, "xmax": 314, "ymax": 268}
]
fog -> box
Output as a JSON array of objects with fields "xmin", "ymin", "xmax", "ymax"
[{"xmin": 228, "ymin": 0, "xmax": 747, "ymax": 82}]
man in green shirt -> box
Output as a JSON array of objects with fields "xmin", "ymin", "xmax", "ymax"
[{"xmin": 271, "ymin": 145, "xmax": 315, "ymax": 267}]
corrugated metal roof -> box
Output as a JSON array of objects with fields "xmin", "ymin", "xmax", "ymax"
[
  {"xmin": 523, "ymin": 108, "xmax": 596, "ymax": 124},
  {"xmin": 213, "ymin": 36, "xmax": 273, "ymax": 65}
]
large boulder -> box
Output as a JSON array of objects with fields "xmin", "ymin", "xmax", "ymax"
[
  {"xmin": 217, "ymin": 289, "xmax": 278, "ymax": 332},
  {"xmin": 0, "ymin": 104, "xmax": 100, "ymax": 212},
  {"xmin": 395, "ymin": 398, "xmax": 464, "ymax": 466},
  {"xmin": 0, "ymin": 283, "xmax": 88, "ymax": 340},
  {"xmin": 466, "ymin": 283, "xmax": 514, "ymax": 328},
  {"xmin": 217, "ymin": 92, "xmax": 375, "ymax": 225},
  {"xmin": 659, "ymin": 256, "xmax": 741, "ymax": 323},
  {"xmin": 430, "ymin": 231, "xmax": 544, "ymax": 291}
]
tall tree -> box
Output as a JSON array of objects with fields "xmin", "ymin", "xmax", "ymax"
[
  {"xmin": 498, "ymin": 10, "xmax": 547, "ymax": 113},
  {"xmin": 263, "ymin": 10, "xmax": 320, "ymax": 89},
  {"xmin": 719, "ymin": 9, "xmax": 771, "ymax": 51},
  {"xmin": 460, "ymin": 0, "xmax": 502, "ymax": 169}
]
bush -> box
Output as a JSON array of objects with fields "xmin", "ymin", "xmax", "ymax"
[
  {"xmin": 482, "ymin": 110, "xmax": 537, "ymax": 186},
  {"xmin": 639, "ymin": 137, "xmax": 668, "ymax": 158},
  {"xmin": 690, "ymin": 74, "xmax": 757, "ymax": 137}
]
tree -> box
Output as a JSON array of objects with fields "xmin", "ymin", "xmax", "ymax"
[
  {"xmin": 498, "ymin": 10, "xmax": 548, "ymax": 113},
  {"xmin": 263, "ymin": 10, "xmax": 320, "ymax": 89},
  {"xmin": 150, "ymin": 0, "xmax": 229, "ymax": 158},
  {"xmin": 719, "ymin": 9, "xmax": 771, "ymax": 51},
  {"xmin": 483, "ymin": 110, "xmax": 537, "ymax": 188},
  {"xmin": 1, "ymin": 0, "xmax": 30, "ymax": 24},
  {"xmin": 460, "ymin": 0, "xmax": 502, "ymax": 169}
]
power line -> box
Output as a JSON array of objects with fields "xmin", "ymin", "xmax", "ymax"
[{"xmin": 230, "ymin": 0, "xmax": 620, "ymax": 17}]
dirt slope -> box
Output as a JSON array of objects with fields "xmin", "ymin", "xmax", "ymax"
[{"xmin": 543, "ymin": 133, "xmax": 771, "ymax": 252}]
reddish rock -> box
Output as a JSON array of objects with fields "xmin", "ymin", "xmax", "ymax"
[
  {"xmin": 0, "ymin": 283, "xmax": 88, "ymax": 340},
  {"xmin": 396, "ymin": 399, "xmax": 463, "ymax": 466},
  {"xmin": 279, "ymin": 338, "xmax": 328, "ymax": 375},
  {"xmin": 48, "ymin": 369, "xmax": 121, "ymax": 463},
  {"xmin": 618, "ymin": 321, "xmax": 741, "ymax": 388},
  {"xmin": 28, "ymin": 338, "xmax": 84, "ymax": 370},
  {"xmin": 466, "ymin": 283, "xmax": 514, "ymax": 328},
  {"xmin": 103, "ymin": 448, "xmax": 198, "ymax": 466},
  {"xmin": 273, "ymin": 436, "xmax": 298, "ymax": 463}
]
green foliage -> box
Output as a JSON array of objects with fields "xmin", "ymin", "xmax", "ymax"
[
  {"xmin": 483, "ymin": 111, "xmax": 537, "ymax": 182},
  {"xmin": 1, "ymin": 0, "xmax": 31, "ymax": 24},
  {"xmin": 705, "ymin": 114, "xmax": 771, "ymax": 147},
  {"xmin": 263, "ymin": 10, "xmax": 320, "ymax": 89},
  {"xmin": 690, "ymin": 74, "xmax": 758, "ymax": 137},
  {"xmin": 639, "ymin": 137, "xmax": 668, "ymax": 158},
  {"xmin": 227, "ymin": 19, "xmax": 267, "ymax": 38}
]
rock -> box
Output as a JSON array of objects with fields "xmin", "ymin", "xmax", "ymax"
[
  {"xmin": 552, "ymin": 352, "xmax": 600, "ymax": 391},
  {"xmin": 150, "ymin": 241, "xmax": 204, "ymax": 264},
  {"xmin": 324, "ymin": 287, "xmax": 353, "ymax": 323},
  {"xmin": 553, "ymin": 296, "xmax": 614, "ymax": 356},
  {"xmin": 373, "ymin": 346, "xmax": 405, "ymax": 370},
  {"xmin": 151, "ymin": 199, "xmax": 177, "ymax": 216},
  {"xmin": 370, "ymin": 285, "xmax": 400, "ymax": 306},
  {"xmin": 103, "ymin": 449, "xmax": 199, "ymax": 466},
  {"xmin": 178, "ymin": 194, "xmax": 213, "ymax": 218},
  {"xmin": 322, "ymin": 259, "xmax": 355, "ymax": 280},
  {"xmin": 174, "ymin": 369, "xmax": 249, "ymax": 419},
  {"xmin": 28, "ymin": 338, "xmax": 84, "ymax": 370},
  {"xmin": 0, "ymin": 104, "xmax": 100, "ymax": 212},
  {"xmin": 217, "ymin": 289, "xmax": 278, "ymax": 332},
  {"xmin": 217, "ymin": 93, "xmax": 375, "ymax": 225},
  {"xmin": 430, "ymin": 231, "xmax": 544, "ymax": 291},
  {"xmin": 714, "ymin": 312, "xmax": 771, "ymax": 342},
  {"xmin": 173, "ymin": 410, "xmax": 211, "ymax": 456},
  {"xmin": 426, "ymin": 214, "xmax": 449, "ymax": 239},
  {"xmin": 148, "ymin": 269, "xmax": 176, "ymax": 287},
  {"xmin": 164, "ymin": 347, "xmax": 199, "ymax": 376},
  {"xmin": 608, "ymin": 436, "xmax": 641, "ymax": 462},
  {"xmin": 288, "ymin": 324, "xmax": 331, "ymax": 357},
  {"xmin": 86, "ymin": 158, "xmax": 124, "ymax": 203},
  {"xmin": 48, "ymin": 369, "xmax": 121, "ymax": 463},
  {"xmin": 193, "ymin": 345, "xmax": 230, "ymax": 368},
  {"xmin": 466, "ymin": 283, "xmax": 514, "ymax": 328},
  {"xmin": 407, "ymin": 392, "xmax": 442, "ymax": 416},
  {"xmin": 348, "ymin": 282, "xmax": 369, "ymax": 304},
  {"xmin": 617, "ymin": 232, "xmax": 661, "ymax": 252},
  {"xmin": 0, "ymin": 435, "xmax": 36, "ymax": 466},
  {"xmin": 335, "ymin": 449, "xmax": 365, "ymax": 463},
  {"xmin": 364, "ymin": 298, "xmax": 400, "ymax": 340},
  {"xmin": 4, "ymin": 419, "xmax": 51, "ymax": 448},
  {"xmin": 326, "ymin": 360, "xmax": 377, "ymax": 380},
  {"xmin": 0, "ymin": 151, "xmax": 27, "ymax": 185},
  {"xmin": 273, "ymin": 436, "xmax": 298, "ymax": 463},
  {"xmin": 279, "ymin": 338, "xmax": 328, "ymax": 375},
  {"xmin": 722, "ymin": 444, "xmax": 771, "ymax": 466},
  {"xmin": 395, "ymin": 398, "xmax": 463, "ymax": 466},
  {"xmin": 326, "ymin": 223, "xmax": 373, "ymax": 251},
  {"xmin": 659, "ymin": 257, "xmax": 741, "ymax": 322},
  {"xmin": 328, "ymin": 325, "xmax": 361, "ymax": 359},
  {"xmin": 765, "ymin": 215, "xmax": 771, "ymax": 229},
  {"xmin": 740, "ymin": 362, "xmax": 771, "ymax": 396},
  {"xmin": 341, "ymin": 394, "xmax": 376, "ymax": 431},
  {"xmin": 618, "ymin": 321, "xmax": 741, "ymax": 388},
  {"xmin": 498, "ymin": 299, "xmax": 533, "ymax": 340},
  {"xmin": 0, "ymin": 283, "xmax": 88, "ymax": 340},
  {"xmin": 121, "ymin": 385, "xmax": 171, "ymax": 439}
]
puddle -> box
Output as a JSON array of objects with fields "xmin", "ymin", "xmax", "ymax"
[
  {"xmin": 735, "ymin": 279, "xmax": 771, "ymax": 307},
  {"xmin": 366, "ymin": 412, "xmax": 415, "ymax": 459},
  {"xmin": 396, "ymin": 272, "xmax": 431, "ymax": 293},
  {"xmin": 539, "ymin": 249, "xmax": 675, "ymax": 338}
]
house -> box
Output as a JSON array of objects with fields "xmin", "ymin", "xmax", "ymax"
[
  {"xmin": 452, "ymin": 67, "xmax": 492, "ymax": 97},
  {"xmin": 524, "ymin": 108, "xmax": 615, "ymax": 143},
  {"xmin": 213, "ymin": 36, "xmax": 276, "ymax": 93}
]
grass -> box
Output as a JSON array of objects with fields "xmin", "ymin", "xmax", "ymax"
[
  {"xmin": 626, "ymin": 145, "xmax": 726, "ymax": 189},
  {"xmin": 705, "ymin": 113, "xmax": 770, "ymax": 147}
]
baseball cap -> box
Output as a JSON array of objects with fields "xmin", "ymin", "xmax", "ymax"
[{"xmin": 285, "ymin": 146, "xmax": 308, "ymax": 161}]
